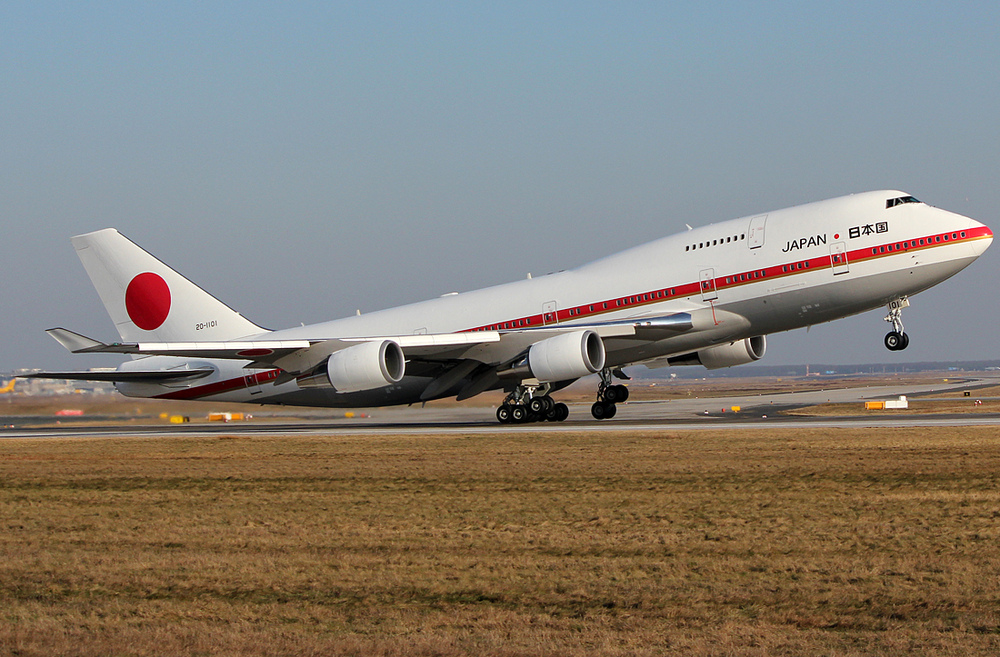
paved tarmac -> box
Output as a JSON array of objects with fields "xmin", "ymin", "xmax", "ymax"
[{"xmin": 3, "ymin": 373, "xmax": 999, "ymax": 439}]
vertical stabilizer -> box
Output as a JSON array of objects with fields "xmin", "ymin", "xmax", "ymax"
[{"xmin": 71, "ymin": 229, "xmax": 265, "ymax": 343}]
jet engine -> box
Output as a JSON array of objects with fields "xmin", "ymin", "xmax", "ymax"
[
  {"xmin": 299, "ymin": 340, "xmax": 405, "ymax": 393},
  {"xmin": 527, "ymin": 330, "xmax": 606, "ymax": 382},
  {"xmin": 668, "ymin": 336, "xmax": 766, "ymax": 370}
]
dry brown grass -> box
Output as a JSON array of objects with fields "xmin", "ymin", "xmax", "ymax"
[
  {"xmin": 936, "ymin": 383, "xmax": 1000, "ymax": 399},
  {"xmin": 3, "ymin": 427, "xmax": 1000, "ymax": 655}
]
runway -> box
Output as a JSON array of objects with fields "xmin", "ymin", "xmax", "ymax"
[{"xmin": 4, "ymin": 373, "xmax": 999, "ymax": 439}]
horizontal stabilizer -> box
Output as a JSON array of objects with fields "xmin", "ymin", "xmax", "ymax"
[
  {"xmin": 19, "ymin": 369, "xmax": 215, "ymax": 383},
  {"xmin": 46, "ymin": 328, "xmax": 110, "ymax": 353},
  {"xmin": 44, "ymin": 327, "xmax": 312, "ymax": 359}
]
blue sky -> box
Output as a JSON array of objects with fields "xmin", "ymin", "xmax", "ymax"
[{"xmin": 2, "ymin": 2, "xmax": 999, "ymax": 370}]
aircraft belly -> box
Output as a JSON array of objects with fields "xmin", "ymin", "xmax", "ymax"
[{"xmin": 728, "ymin": 256, "xmax": 979, "ymax": 335}]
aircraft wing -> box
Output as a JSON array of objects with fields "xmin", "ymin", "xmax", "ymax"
[{"xmin": 44, "ymin": 311, "xmax": 695, "ymax": 375}]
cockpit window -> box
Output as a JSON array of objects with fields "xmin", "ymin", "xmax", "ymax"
[{"xmin": 886, "ymin": 196, "xmax": 920, "ymax": 209}]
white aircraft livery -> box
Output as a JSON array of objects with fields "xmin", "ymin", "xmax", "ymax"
[{"xmin": 27, "ymin": 191, "xmax": 992, "ymax": 422}]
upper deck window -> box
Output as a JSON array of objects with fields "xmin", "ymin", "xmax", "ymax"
[{"xmin": 886, "ymin": 196, "xmax": 920, "ymax": 209}]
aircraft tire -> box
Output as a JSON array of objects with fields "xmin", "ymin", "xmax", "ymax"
[
  {"xmin": 529, "ymin": 396, "xmax": 551, "ymax": 414},
  {"xmin": 592, "ymin": 401, "xmax": 616, "ymax": 420},
  {"xmin": 899, "ymin": 332, "xmax": 910, "ymax": 349},
  {"xmin": 546, "ymin": 402, "xmax": 569, "ymax": 422},
  {"xmin": 511, "ymin": 405, "xmax": 528, "ymax": 422},
  {"xmin": 884, "ymin": 331, "xmax": 904, "ymax": 351},
  {"xmin": 603, "ymin": 385, "xmax": 629, "ymax": 403},
  {"xmin": 496, "ymin": 405, "xmax": 512, "ymax": 424}
]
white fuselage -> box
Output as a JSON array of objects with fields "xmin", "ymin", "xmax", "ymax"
[{"xmin": 118, "ymin": 191, "xmax": 992, "ymax": 406}]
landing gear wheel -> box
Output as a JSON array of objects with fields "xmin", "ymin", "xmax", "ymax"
[
  {"xmin": 883, "ymin": 297, "xmax": 910, "ymax": 351},
  {"xmin": 597, "ymin": 366, "xmax": 631, "ymax": 407},
  {"xmin": 603, "ymin": 385, "xmax": 626, "ymax": 403},
  {"xmin": 511, "ymin": 405, "xmax": 528, "ymax": 423},
  {"xmin": 884, "ymin": 331, "xmax": 907, "ymax": 351},
  {"xmin": 591, "ymin": 401, "xmax": 616, "ymax": 420},
  {"xmin": 528, "ymin": 396, "xmax": 553, "ymax": 414},
  {"xmin": 545, "ymin": 402, "xmax": 570, "ymax": 422},
  {"xmin": 496, "ymin": 405, "xmax": 512, "ymax": 424}
]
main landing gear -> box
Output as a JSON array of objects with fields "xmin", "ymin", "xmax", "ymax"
[
  {"xmin": 496, "ymin": 383, "xmax": 569, "ymax": 424},
  {"xmin": 884, "ymin": 297, "xmax": 910, "ymax": 352},
  {"xmin": 591, "ymin": 367, "xmax": 630, "ymax": 420}
]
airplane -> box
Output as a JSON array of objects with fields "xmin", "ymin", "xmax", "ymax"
[
  {"xmin": 0, "ymin": 379, "xmax": 15, "ymax": 394},
  {"xmin": 23, "ymin": 190, "xmax": 992, "ymax": 422}
]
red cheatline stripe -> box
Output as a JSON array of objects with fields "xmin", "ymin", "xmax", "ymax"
[{"xmin": 155, "ymin": 368, "xmax": 281, "ymax": 400}]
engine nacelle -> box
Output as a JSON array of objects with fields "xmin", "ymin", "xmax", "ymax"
[
  {"xmin": 669, "ymin": 336, "xmax": 766, "ymax": 370},
  {"xmin": 322, "ymin": 340, "xmax": 406, "ymax": 393},
  {"xmin": 528, "ymin": 330, "xmax": 606, "ymax": 382}
]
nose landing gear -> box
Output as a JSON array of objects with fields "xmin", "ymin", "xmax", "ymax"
[
  {"xmin": 591, "ymin": 367, "xmax": 630, "ymax": 420},
  {"xmin": 884, "ymin": 297, "xmax": 910, "ymax": 351}
]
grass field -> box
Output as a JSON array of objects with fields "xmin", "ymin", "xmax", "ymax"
[{"xmin": 3, "ymin": 427, "xmax": 1000, "ymax": 656}]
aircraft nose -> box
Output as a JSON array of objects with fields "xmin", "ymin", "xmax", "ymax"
[{"xmin": 970, "ymin": 219, "xmax": 993, "ymax": 257}]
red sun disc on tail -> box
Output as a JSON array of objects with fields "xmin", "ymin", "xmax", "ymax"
[{"xmin": 125, "ymin": 272, "xmax": 171, "ymax": 331}]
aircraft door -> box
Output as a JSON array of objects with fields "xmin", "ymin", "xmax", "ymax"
[
  {"xmin": 542, "ymin": 300, "xmax": 558, "ymax": 325},
  {"xmin": 245, "ymin": 371, "xmax": 263, "ymax": 395},
  {"xmin": 747, "ymin": 215, "xmax": 767, "ymax": 249},
  {"xmin": 830, "ymin": 242, "xmax": 849, "ymax": 275},
  {"xmin": 699, "ymin": 268, "xmax": 718, "ymax": 302}
]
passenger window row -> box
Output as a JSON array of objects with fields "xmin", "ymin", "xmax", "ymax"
[
  {"xmin": 871, "ymin": 231, "xmax": 966, "ymax": 255},
  {"xmin": 685, "ymin": 233, "xmax": 746, "ymax": 252},
  {"xmin": 724, "ymin": 270, "xmax": 766, "ymax": 285}
]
